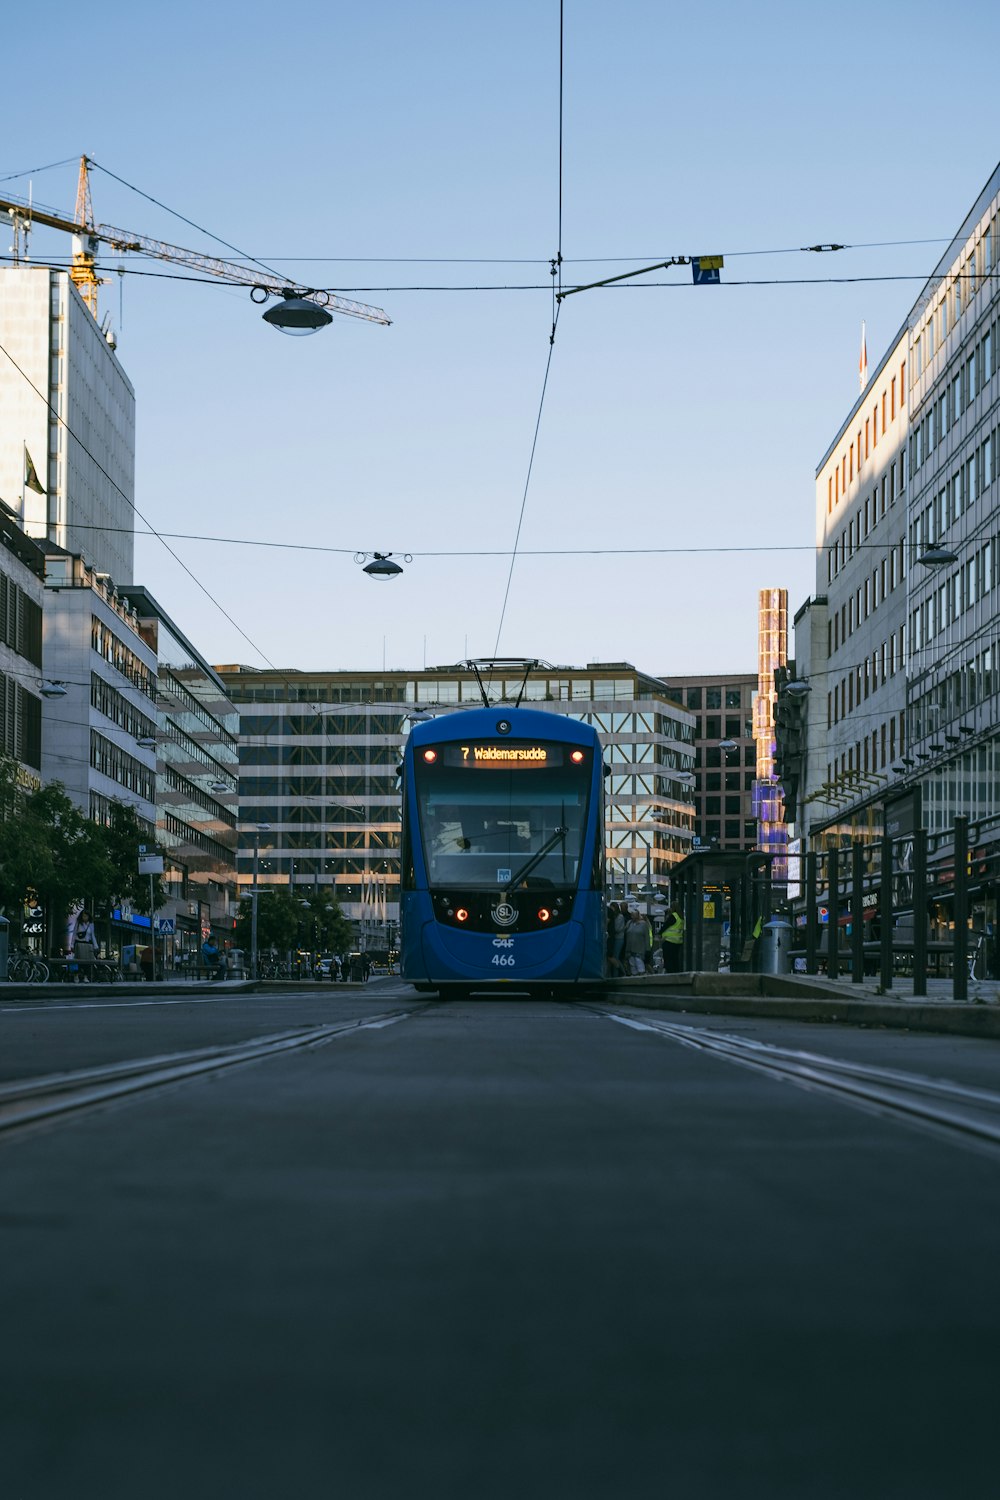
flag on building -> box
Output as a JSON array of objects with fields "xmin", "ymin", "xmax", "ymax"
[
  {"xmin": 859, "ymin": 320, "xmax": 868, "ymax": 392},
  {"xmin": 24, "ymin": 446, "xmax": 46, "ymax": 495}
]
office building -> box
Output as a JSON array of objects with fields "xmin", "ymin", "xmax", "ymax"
[
  {"xmin": 0, "ymin": 504, "xmax": 45, "ymax": 796},
  {"xmin": 125, "ymin": 587, "xmax": 240, "ymax": 955},
  {"xmin": 658, "ymin": 673, "xmax": 757, "ymax": 851},
  {"xmin": 219, "ymin": 662, "xmax": 696, "ymax": 944},
  {"xmin": 793, "ymin": 160, "xmax": 999, "ymax": 864},
  {"xmin": 40, "ymin": 547, "xmax": 157, "ymax": 829},
  {"xmin": 0, "ymin": 268, "xmax": 135, "ymax": 582}
]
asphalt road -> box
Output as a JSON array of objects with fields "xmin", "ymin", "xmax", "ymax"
[{"xmin": 3, "ymin": 980, "xmax": 999, "ymax": 1499}]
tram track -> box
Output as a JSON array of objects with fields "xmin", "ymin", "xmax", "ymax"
[
  {"xmin": 600, "ymin": 1009, "xmax": 1000, "ymax": 1158},
  {"xmin": 0, "ymin": 1009, "xmax": 415, "ymax": 1143}
]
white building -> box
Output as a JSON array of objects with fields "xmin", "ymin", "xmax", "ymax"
[
  {"xmin": 801, "ymin": 328, "xmax": 911, "ymax": 847},
  {"xmin": 0, "ymin": 268, "xmax": 135, "ymax": 583},
  {"xmin": 905, "ymin": 166, "xmax": 999, "ymax": 836},
  {"xmin": 41, "ymin": 549, "xmax": 157, "ymax": 830},
  {"xmin": 794, "ymin": 158, "xmax": 999, "ymax": 868},
  {"xmin": 0, "ymin": 504, "xmax": 45, "ymax": 793}
]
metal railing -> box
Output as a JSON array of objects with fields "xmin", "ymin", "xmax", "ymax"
[{"xmin": 795, "ymin": 815, "xmax": 993, "ymax": 999}]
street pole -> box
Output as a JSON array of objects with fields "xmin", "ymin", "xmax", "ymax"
[
  {"xmin": 149, "ymin": 870, "xmax": 157, "ymax": 980},
  {"xmin": 250, "ymin": 830, "xmax": 261, "ymax": 982},
  {"xmin": 288, "ymin": 855, "xmax": 295, "ymax": 974}
]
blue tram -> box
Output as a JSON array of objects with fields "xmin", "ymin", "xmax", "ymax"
[{"xmin": 400, "ymin": 705, "xmax": 606, "ymax": 995}]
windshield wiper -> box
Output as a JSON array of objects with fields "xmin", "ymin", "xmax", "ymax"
[{"xmin": 504, "ymin": 826, "xmax": 568, "ymax": 893}]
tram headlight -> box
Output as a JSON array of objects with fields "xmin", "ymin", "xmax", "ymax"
[
  {"xmin": 422, "ymin": 749, "xmax": 438, "ymax": 763},
  {"xmin": 570, "ymin": 750, "xmax": 585, "ymax": 764},
  {"xmin": 456, "ymin": 908, "xmax": 469, "ymax": 923},
  {"xmin": 538, "ymin": 908, "xmax": 551, "ymax": 922}
]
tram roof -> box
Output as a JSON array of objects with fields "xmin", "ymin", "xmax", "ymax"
[{"xmin": 407, "ymin": 703, "xmax": 602, "ymax": 746}]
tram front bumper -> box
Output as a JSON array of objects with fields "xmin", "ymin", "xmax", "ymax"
[{"xmin": 420, "ymin": 921, "xmax": 584, "ymax": 984}]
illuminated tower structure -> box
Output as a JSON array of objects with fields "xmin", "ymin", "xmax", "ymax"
[{"xmin": 753, "ymin": 587, "xmax": 789, "ymax": 882}]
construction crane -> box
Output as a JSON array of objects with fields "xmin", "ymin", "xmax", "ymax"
[{"xmin": 0, "ymin": 155, "xmax": 391, "ymax": 327}]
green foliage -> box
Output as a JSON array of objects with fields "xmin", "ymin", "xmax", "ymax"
[
  {"xmin": 235, "ymin": 885, "xmax": 353, "ymax": 956},
  {"xmin": 0, "ymin": 780, "xmax": 114, "ymax": 951},
  {"xmin": 0, "ymin": 760, "xmax": 166, "ymax": 952},
  {"xmin": 103, "ymin": 802, "xmax": 166, "ymax": 914}
]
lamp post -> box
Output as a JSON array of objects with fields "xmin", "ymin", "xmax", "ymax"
[{"xmin": 249, "ymin": 823, "xmax": 270, "ymax": 982}]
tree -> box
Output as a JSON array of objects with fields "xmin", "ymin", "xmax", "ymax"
[
  {"xmin": 102, "ymin": 801, "xmax": 166, "ymax": 914},
  {"xmin": 234, "ymin": 888, "xmax": 299, "ymax": 955},
  {"xmin": 304, "ymin": 887, "xmax": 353, "ymax": 954},
  {"xmin": 234, "ymin": 886, "xmax": 352, "ymax": 957},
  {"xmin": 0, "ymin": 781, "xmax": 114, "ymax": 953}
]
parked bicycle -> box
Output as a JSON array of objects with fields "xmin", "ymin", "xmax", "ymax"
[
  {"xmin": 8, "ymin": 950, "xmax": 50, "ymax": 983},
  {"xmin": 968, "ymin": 932, "xmax": 988, "ymax": 980}
]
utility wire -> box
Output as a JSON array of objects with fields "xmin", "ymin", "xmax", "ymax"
[
  {"xmin": 0, "ymin": 156, "xmax": 80, "ymax": 183},
  {"xmin": 0, "ymin": 253, "xmax": 978, "ymax": 293},
  {"xmin": 87, "ymin": 158, "xmax": 289, "ymax": 285},
  {"xmin": 490, "ymin": 325, "xmax": 560, "ymax": 663},
  {"xmin": 0, "ymin": 337, "xmax": 281, "ymax": 671},
  {"xmin": 67, "ymin": 521, "xmax": 843, "ymax": 558},
  {"xmin": 490, "ymin": 0, "xmax": 564, "ymax": 668}
]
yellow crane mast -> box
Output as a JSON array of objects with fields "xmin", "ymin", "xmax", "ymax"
[{"xmin": 0, "ymin": 156, "xmax": 391, "ymax": 326}]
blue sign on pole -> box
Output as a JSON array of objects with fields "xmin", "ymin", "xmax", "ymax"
[{"xmin": 692, "ymin": 255, "xmax": 723, "ymax": 286}]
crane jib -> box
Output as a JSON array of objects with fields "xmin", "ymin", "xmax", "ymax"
[{"xmin": 0, "ymin": 190, "xmax": 391, "ymax": 327}]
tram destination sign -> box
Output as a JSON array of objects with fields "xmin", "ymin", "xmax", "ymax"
[{"xmin": 440, "ymin": 743, "xmax": 565, "ymax": 769}]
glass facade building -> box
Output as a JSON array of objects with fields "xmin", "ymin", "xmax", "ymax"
[
  {"xmin": 658, "ymin": 673, "xmax": 757, "ymax": 852},
  {"xmin": 125, "ymin": 588, "xmax": 239, "ymax": 952},
  {"xmin": 218, "ymin": 662, "xmax": 696, "ymax": 943}
]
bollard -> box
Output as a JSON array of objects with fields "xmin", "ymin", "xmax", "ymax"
[
  {"xmin": 851, "ymin": 841, "xmax": 865, "ymax": 984},
  {"xmin": 759, "ymin": 919, "xmax": 793, "ymax": 976}
]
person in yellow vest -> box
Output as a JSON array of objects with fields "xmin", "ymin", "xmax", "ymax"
[{"xmin": 661, "ymin": 905, "xmax": 685, "ymax": 973}]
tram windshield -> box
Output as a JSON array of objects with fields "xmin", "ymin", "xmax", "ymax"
[{"xmin": 413, "ymin": 742, "xmax": 592, "ymax": 891}]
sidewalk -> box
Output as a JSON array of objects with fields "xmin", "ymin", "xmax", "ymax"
[
  {"xmin": 0, "ymin": 978, "xmax": 373, "ymax": 1003},
  {"xmin": 603, "ymin": 970, "xmax": 1000, "ymax": 1039}
]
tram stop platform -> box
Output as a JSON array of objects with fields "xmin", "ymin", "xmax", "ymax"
[{"xmin": 602, "ymin": 971, "xmax": 1000, "ymax": 1040}]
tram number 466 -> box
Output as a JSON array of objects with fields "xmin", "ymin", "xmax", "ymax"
[{"xmin": 491, "ymin": 953, "xmax": 516, "ymax": 967}]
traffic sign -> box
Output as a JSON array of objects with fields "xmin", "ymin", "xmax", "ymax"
[
  {"xmin": 155, "ymin": 918, "xmax": 175, "ymax": 935},
  {"xmin": 692, "ymin": 255, "xmax": 724, "ymax": 285}
]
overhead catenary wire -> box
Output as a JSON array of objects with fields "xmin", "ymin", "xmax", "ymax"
[
  {"xmin": 0, "ymin": 252, "xmax": 984, "ymax": 295},
  {"xmin": 488, "ymin": 0, "xmax": 565, "ymax": 674},
  {"xmin": 73, "ymin": 520, "xmax": 944, "ymax": 560}
]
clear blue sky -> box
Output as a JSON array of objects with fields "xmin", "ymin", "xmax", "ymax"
[{"xmin": 4, "ymin": 0, "xmax": 999, "ymax": 678}]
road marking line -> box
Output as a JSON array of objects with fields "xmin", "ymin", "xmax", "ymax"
[
  {"xmin": 603, "ymin": 1011, "xmax": 1000, "ymax": 1156},
  {"xmin": 0, "ymin": 1010, "xmax": 416, "ymax": 1141}
]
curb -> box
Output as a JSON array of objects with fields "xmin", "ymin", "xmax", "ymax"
[
  {"xmin": 0, "ymin": 980, "xmax": 371, "ymax": 1004},
  {"xmin": 603, "ymin": 974, "xmax": 1000, "ymax": 1039}
]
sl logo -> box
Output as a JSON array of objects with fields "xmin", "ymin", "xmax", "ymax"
[{"xmin": 491, "ymin": 901, "xmax": 518, "ymax": 927}]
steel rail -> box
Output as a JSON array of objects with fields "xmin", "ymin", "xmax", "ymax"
[
  {"xmin": 600, "ymin": 1012, "xmax": 1000, "ymax": 1154},
  {"xmin": 0, "ymin": 1011, "xmax": 414, "ymax": 1141}
]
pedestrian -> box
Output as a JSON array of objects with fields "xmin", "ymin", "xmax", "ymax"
[
  {"xmin": 625, "ymin": 907, "xmax": 650, "ymax": 975},
  {"xmin": 71, "ymin": 908, "xmax": 97, "ymax": 982},
  {"xmin": 610, "ymin": 901, "xmax": 627, "ymax": 974},
  {"xmin": 661, "ymin": 904, "xmax": 685, "ymax": 973},
  {"xmin": 201, "ymin": 935, "xmax": 221, "ymax": 980},
  {"xmin": 606, "ymin": 902, "xmax": 622, "ymax": 975}
]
